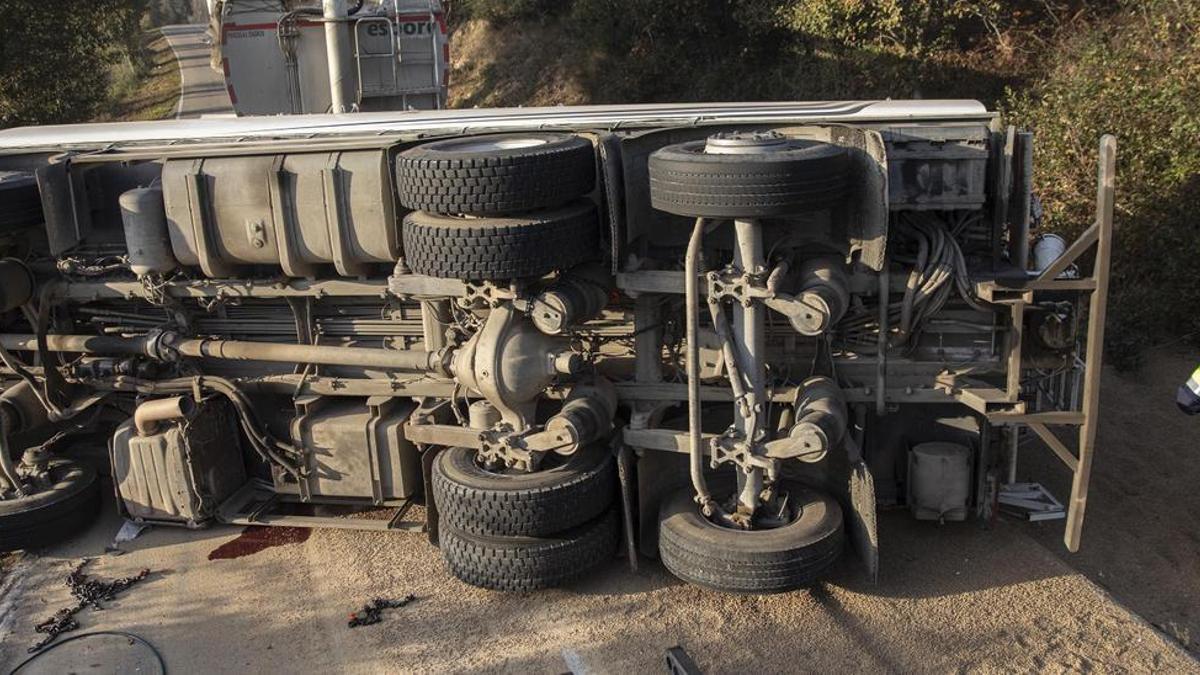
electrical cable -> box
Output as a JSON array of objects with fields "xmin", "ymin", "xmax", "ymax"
[
  {"xmin": 8, "ymin": 630, "xmax": 166, "ymax": 674},
  {"xmin": 0, "ymin": 341, "xmax": 59, "ymax": 416},
  {"xmin": 838, "ymin": 211, "xmax": 991, "ymax": 353}
]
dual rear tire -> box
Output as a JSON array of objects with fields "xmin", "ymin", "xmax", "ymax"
[
  {"xmin": 402, "ymin": 135, "xmax": 616, "ymax": 590},
  {"xmin": 413, "ymin": 132, "xmax": 850, "ymax": 593},
  {"xmin": 431, "ymin": 444, "xmax": 618, "ymax": 591},
  {"xmin": 397, "ymin": 133, "xmax": 601, "ymax": 281}
]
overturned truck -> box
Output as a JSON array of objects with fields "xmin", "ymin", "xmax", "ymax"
[{"xmin": 0, "ymin": 102, "xmax": 1114, "ymax": 593}]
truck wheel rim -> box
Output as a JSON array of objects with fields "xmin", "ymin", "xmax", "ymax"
[{"xmin": 444, "ymin": 136, "xmax": 551, "ymax": 153}]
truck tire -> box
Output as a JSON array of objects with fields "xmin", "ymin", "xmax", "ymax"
[
  {"xmin": 648, "ymin": 140, "xmax": 850, "ymax": 218},
  {"xmin": 401, "ymin": 202, "xmax": 599, "ymax": 280},
  {"xmin": 432, "ymin": 443, "xmax": 615, "ymax": 537},
  {"xmin": 0, "ymin": 459, "xmax": 100, "ymax": 552},
  {"xmin": 0, "ymin": 171, "xmax": 43, "ymax": 231},
  {"xmin": 396, "ymin": 133, "xmax": 595, "ymax": 215},
  {"xmin": 440, "ymin": 508, "xmax": 618, "ymax": 591},
  {"xmin": 658, "ymin": 481, "xmax": 843, "ymax": 594}
]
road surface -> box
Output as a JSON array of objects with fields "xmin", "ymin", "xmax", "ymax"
[
  {"xmin": 161, "ymin": 24, "xmax": 233, "ymax": 119},
  {"xmin": 3, "ymin": 350, "xmax": 1200, "ymax": 672},
  {"xmin": 0, "ymin": 496, "xmax": 1195, "ymax": 672}
]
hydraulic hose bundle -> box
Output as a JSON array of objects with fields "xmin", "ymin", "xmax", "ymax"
[{"xmin": 840, "ymin": 213, "xmax": 989, "ymax": 352}]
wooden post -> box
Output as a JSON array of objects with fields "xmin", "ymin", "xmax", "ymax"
[{"xmin": 1064, "ymin": 135, "xmax": 1116, "ymax": 552}]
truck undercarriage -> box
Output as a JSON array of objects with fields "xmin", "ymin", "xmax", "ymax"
[{"xmin": 0, "ymin": 101, "xmax": 1114, "ymax": 593}]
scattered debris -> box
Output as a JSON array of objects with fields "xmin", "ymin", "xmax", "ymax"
[
  {"xmin": 347, "ymin": 595, "xmax": 415, "ymax": 628},
  {"xmin": 999, "ymin": 482, "xmax": 1066, "ymax": 521},
  {"xmin": 30, "ymin": 559, "xmax": 151, "ymax": 653},
  {"xmin": 106, "ymin": 520, "xmax": 151, "ymax": 555},
  {"xmin": 665, "ymin": 645, "xmax": 702, "ymax": 675},
  {"xmin": 114, "ymin": 520, "xmax": 149, "ymax": 544}
]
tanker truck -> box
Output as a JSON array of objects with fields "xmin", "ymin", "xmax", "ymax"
[{"xmin": 209, "ymin": 0, "xmax": 448, "ymax": 115}]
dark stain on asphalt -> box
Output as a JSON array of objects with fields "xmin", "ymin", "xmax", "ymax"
[{"xmin": 208, "ymin": 526, "xmax": 311, "ymax": 560}]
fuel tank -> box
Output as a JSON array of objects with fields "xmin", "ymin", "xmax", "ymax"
[{"xmin": 160, "ymin": 149, "xmax": 399, "ymax": 278}]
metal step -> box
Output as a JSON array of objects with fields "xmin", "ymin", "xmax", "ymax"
[{"xmin": 216, "ymin": 479, "xmax": 425, "ymax": 532}]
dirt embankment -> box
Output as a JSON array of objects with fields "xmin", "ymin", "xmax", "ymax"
[
  {"xmin": 447, "ymin": 19, "xmax": 590, "ymax": 109},
  {"xmin": 1024, "ymin": 347, "xmax": 1200, "ymax": 653},
  {"xmin": 97, "ymin": 31, "xmax": 182, "ymax": 123}
]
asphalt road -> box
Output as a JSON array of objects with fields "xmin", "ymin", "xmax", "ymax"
[
  {"xmin": 161, "ymin": 24, "xmax": 234, "ymax": 119},
  {"xmin": 0, "ymin": 492, "xmax": 1195, "ymax": 673}
]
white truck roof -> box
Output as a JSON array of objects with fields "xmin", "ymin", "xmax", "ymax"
[{"xmin": 0, "ymin": 100, "xmax": 992, "ymax": 153}]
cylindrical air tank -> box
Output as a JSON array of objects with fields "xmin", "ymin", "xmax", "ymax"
[{"xmin": 119, "ymin": 187, "xmax": 178, "ymax": 278}]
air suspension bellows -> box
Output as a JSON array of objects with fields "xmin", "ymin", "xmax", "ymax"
[
  {"xmin": 528, "ymin": 263, "xmax": 611, "ymax": 335},
  {"xmin": 766, "ymin": 376, "xmax": 847, "ymax": 463}
]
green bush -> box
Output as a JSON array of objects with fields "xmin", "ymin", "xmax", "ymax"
[
  {"xmin": 1002, "ymin": 0, "xmax": 1200, "ymax": 368},
  {"xmin": 452, "ymin": 0, "xmax": 566, "ymax": 24},
  {"xmin": 773, "ymin": 0, "xmax": 1003, "ymax": 53},
  {"xmin": 482, "ymin": 0, "xmax": 1075, "ymax": 106},
  {"xmin": 0, "ymin": 0, "xmax": 149, "ymax": 128}
]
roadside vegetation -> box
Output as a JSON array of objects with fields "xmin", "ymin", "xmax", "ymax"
[
  {"xmin": 93, "ymin": 33, "xmax": 183, "ymax": 123},
  {"xmin": 448, "ymin": 0, "xmax": 1200, "ymax": 368},
  {"xmin": 1004, "ymin": 0, "xmax": 1200, "ymax": 369},
  {"xmin": 0, "ymin": 0, "xmax": 195, "ymax": 128},
  {"xmin": 1, "ymin": 0, "xmax": 1195, "ymax": 367}
]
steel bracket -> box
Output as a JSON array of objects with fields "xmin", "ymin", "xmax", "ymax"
[
  {"xmin": 458, "ymin": 280, "xmax": 519, "ymax": 309},
  {"xmin": 708, "ymin": 429, "xmax": 778, "ymax": 480},
  {"xmin": 477, "ymin": 425, "xmax": 545, "ymax": 472},
  {"xmin": 705, "ymin": 266, "xmax": 770, "ymax": 307}
]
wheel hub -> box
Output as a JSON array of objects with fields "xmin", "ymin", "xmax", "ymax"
[
  {"xmin": 709, "ymin": 486, "xmax": 801, "ymax": 531},
  {"xmin": 450, "ymin": 136, "xmax": 551, "ymax": 153},
  {"xmin": 0, "ymin": 460, "xmax": 56, "ymax": 501},
  {"xmin": 704, "ymin": 130, "xmax": 791, "ymax": 155}
]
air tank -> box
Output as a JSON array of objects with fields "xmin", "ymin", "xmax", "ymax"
[
  {"xmin": 1031, "ymin": 233, "xmax": 1068, "ymax": 275},
  {"xmin": 468, "ymin": 400, "xmax": 501, "ymax": 430},
  {"xmin": 907, "ymin": 442, "xmax": 972, "ymax": 522},
  {"xmin": 0, "ymin": 258, "xmax": 33, "ymax": 313},
  {"xmin": 119, "ymin": 187, "xmax": 177, "ymax": 278}
]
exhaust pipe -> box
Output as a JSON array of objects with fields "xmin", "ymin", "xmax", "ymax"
[
  {"xmin": 134, "ymin": 396, "xmax": 196, "ymax": 436},
  {"xmin": 323, "ymin": 0, "xmax": 355, "ymax": 113}
]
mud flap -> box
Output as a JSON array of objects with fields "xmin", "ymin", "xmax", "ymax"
[
  {"xmin": 420, "ymin": 444, "xmax": 445, "ymax": 546},
  {"xmin": 593, "ymin": 132, "xmax": 625, "ymax": 275},
  {"xmin": 848, "ymin": 457, "xmax": 879, "ymax": 584},
  {"xmin": 614, "ymin": 439, "xmax": 639, "ymax": 572},
  {"xmin": 833, "ymin": 434, "xmax": 879, "ymax": 583},
  {"xmin": 783, "ymin": 433, "xmax": 879, "ymax": 582}
]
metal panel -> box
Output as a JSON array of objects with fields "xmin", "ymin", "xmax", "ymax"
[
  {"xmin": 110, "ymin": 400, "xmax": 246, "ymax": 528},
  {"xmin": 34, "ymin": 160, "xmax": 91, "ymax": 254},
  {"xmin": 882, "ymin": 123, "xmax": 989, "ymax": 210},
  {"xmin": 161, "ymin": 149, "xmax": 397, "ymax": 277},
  {"xmin": 0, "ymin": 101, "xmax": 996, "ymax": 153},
  {"xmin": 286, "ymin": 396, "xmax": 420, "ymax": 503}
]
